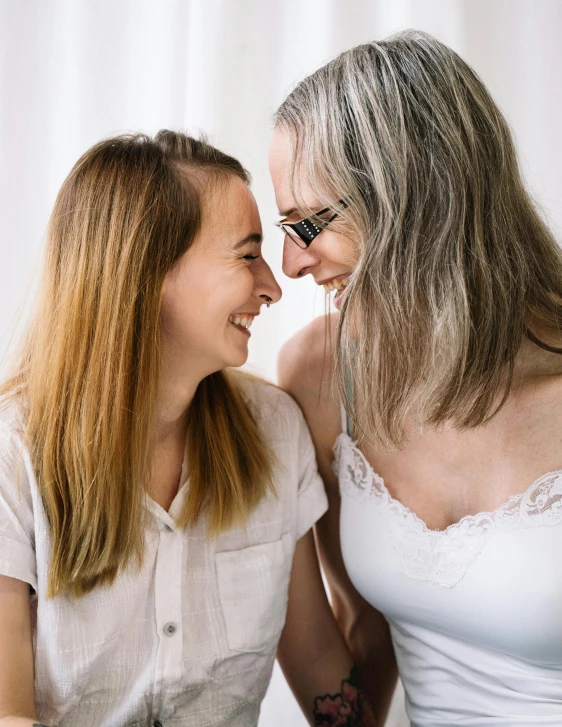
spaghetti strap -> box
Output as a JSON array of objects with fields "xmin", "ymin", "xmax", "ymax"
[
  {"xmin": 340, "ymin": 402, "xmax": 348, "ymax": 435},
  {"xmin": 343, "ymin": 366, "xmax": 354, "ymax": 439}
]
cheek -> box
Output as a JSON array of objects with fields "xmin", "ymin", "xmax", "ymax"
[
  {"xmin": 239, "ymin": 269, "xmax": 256, "ymax": 298},
  {"xmin": 160, "ymin": 284, "xmax": 186, "ymax": 337},
  {"xmin": 160, "ymin": 262, "xmax": 256, "ymax": 345},
  {"xmin": 321, "ymin": 232, "xmax": 358, "ymax": 268},
  {"xmin": 160, "ymin": 271, "xmax": 203, "ymax": 337},
  {"xmin": 217, "ymin": 267, "xmax": 255, "ymax": 309}
]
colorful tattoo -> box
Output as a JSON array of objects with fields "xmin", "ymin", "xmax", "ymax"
[{"xmin": 313, "ymin": 665, "xmax": 377, "ymax": 726}]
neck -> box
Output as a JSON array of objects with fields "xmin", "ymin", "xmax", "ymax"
[
  {"xmin": 513, "ymin": 326, "xmax": 562, "ymax": 383},
  {"xmin": 154, "ymin": 347, "xmax": 215, "ymax": 446}
]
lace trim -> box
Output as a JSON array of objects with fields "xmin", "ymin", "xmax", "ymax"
[{"xmin": 333, "ymin": 433, "xmax": 562, "ymax": 588}]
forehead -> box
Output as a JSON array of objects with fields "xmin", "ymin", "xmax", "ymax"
[
  {"xmin": 268, "ymin": 129, "xmax": 293, "ymax": 200},
  {"xmin": 268, "ymin": 128, "xmax": 292, "ymax": 176},
  {"xmin": 199, "ymin": 175, "xmax": 261, "ymax": 243},
  {"xmin": 268, "ymin": 128, "xmax": 320, "ymax": 215}
]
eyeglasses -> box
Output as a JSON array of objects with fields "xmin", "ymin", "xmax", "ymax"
[{"xmin": 275, "ymin": 202, "xmax": 344, "ymax": 249}]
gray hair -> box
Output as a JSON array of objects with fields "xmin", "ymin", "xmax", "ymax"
[{"xmin": 275, "ymin": 29, "xmax": 562, "ymax": 448}]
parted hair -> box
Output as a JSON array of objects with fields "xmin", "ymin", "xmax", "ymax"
[
  {"xmin": 275, "ymin": 30, "xmax": 562, "ymax": 448},
  {"xmin": 0, "ymin": 130, "xmax": 274, "ymax": 598}
]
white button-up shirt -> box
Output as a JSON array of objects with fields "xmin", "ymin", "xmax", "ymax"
[{"xmin": 0, "ymin": 379, "xmax": 328, "ymax": 727}]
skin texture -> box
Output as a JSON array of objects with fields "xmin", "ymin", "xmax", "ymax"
[
  {"xmin": 278, "ymin": 531, "xmax": 376, "ymax": 727},
  {"xmin": 0, "ymin": 577, "xmax": 35, "ymax": 725},
  {"xmin": 150, "ymin": 175, "xmax": 281, "ymax": 512},
  {"xmin": 269, "ymin": 130, "xmax": 358, "ymax": 294},
  {"xmin": 160, "ymin": 176, "xmax": 281, "ymax": 385},
  {"xmin": 313, "ymin": 667, "xmax": 376, "ymax": 726},
  {"xmin": 277, "ymin": 314, "xmax": 398, "ymax": 725},
  {"xmin": 270, "ymin": 125, "xmax": 562, "ymax": 723}
]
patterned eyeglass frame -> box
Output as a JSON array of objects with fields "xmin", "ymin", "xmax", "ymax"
[{"xmin": 275, "ymin": 201, "xmax": 345, "ymax": 248}]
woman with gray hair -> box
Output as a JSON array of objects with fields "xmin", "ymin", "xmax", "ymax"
[{"xmin": 270, "ymin": 30, "xmax": 562, "ymax": 726}]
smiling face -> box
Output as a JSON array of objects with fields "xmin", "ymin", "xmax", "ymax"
[
  {"xmin": 160, "ymin": 174, "xmax": 282, "ymax": 379},
  {"xmin": 268, "ymin": 128, "xmax": 358, "ymax": 309}
]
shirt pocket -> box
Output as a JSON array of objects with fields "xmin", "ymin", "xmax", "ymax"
[{"xmin": 215, "ymin": 533, "xmax": 293, "ymax": 653}]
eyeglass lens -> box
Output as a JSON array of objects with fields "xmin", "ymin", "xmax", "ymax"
[{"xmin": 282, "ymin": 207, "xmax": 338, "ymax": 248}]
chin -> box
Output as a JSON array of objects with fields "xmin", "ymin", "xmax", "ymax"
[{"xmin": 223, "ymin": 346, "xmax": 249, "ymax": 370}]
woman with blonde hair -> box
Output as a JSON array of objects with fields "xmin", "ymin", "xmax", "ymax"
[
  {"xmin": 0, "ymin": 131, "xmax": 375, "ymax": 726},
  {"xmin": 270, "ymin": 30, "xmax": 562, "ymax": 726}
]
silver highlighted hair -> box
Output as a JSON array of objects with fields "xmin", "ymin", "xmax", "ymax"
[{"xmin": 275, "ymin": 30, "xmax": 562, "ymax": 448}]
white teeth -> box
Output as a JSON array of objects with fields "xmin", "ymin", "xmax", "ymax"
[
  {"xmin": 228, "ymin": 314, "xmax": 254, "ymax": 330},
  {"xmin": 323, "ymin": 276, "xmax": 350, "ymax": 293}
]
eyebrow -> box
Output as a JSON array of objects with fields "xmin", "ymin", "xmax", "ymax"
[
  {"xmin": 278, "ymin": 204, "xmax": 326, "ymax": 218},
  {"xmin": 234, "ymin": 232, "xmax": 262, "ymax": 249},
  {"xmin": 279, "ymin": 207, "xmax": 298, "ymax": 217}
]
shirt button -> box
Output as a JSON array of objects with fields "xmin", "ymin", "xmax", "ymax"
[{"xmin": 163, "ymin": 622, "xmax": 177, "ymax": 636}]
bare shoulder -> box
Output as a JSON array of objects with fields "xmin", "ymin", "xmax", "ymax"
[
  {"xmin": 277, "ymin": 315, "xmax": 341, "ymax": 486},
  {"xmin": 277, "ymin": 314, "xmax": 338, "ymax": 403}
]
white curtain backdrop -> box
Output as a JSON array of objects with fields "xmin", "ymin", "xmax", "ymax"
[{"xmin": 1, "ymin": 1, "xmax": 561, "ymax": 725}]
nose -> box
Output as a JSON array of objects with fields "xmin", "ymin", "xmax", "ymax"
[
  {"xmin": 254, "ymin": 256, "xmax": 282, "ymax": 306},
  {"xmin": 281, "ymin": 235, "xmax": 319, "ymax": 279}
]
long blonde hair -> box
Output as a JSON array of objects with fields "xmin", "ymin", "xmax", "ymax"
[
  {"xmin": 275, "ymin": 30, "xmax": 562, "ymax": 448},
  {"xmin": 1, "ymin": 131, "xmax": 274, "ymax": 598}
]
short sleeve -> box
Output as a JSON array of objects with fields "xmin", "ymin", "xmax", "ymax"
[
  {"xmin": 234, "ymin": 375, "xmax": 328, "ymax": 541},
  {"xmin": 295, "ymin": 410, "xmax": 328, "ymax": 539},
  {"xmin": 0, "ymin": 424, "xmax": 37, "ymax": 590}
]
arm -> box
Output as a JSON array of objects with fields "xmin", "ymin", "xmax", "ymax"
[
  {"xmin": 315, "ymin": 494, "xmax": 398, "ymax": 724},
  {"xmin": 0, "ymin": 575, "xmax": 40, "ymax": 727},
  {"xmin": 278, "ymin": 530, "xmax": 376, "ymax": 726},
  {"xmin": 278, "ymin": 316, "xmax": 398, "ymax": 725}
]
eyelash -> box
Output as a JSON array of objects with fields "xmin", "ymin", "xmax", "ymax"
[{"xmin": 242, "ymin": 254, "xmax": 260, "ymax": 261}]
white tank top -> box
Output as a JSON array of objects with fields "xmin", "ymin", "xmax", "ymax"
[{"xmin": 335, "ymin": 406, "xmax": 562, "ymax": 726}]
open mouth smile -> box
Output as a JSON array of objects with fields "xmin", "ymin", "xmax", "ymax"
[
  {"xmin": 322, "ymin": 275, "xmax": 350, "ymax": 294},
  {"xmin": 228, "ymin": 314, "xmax": 255, "ymax": 335}
]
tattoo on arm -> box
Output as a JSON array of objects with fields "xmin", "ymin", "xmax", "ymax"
[
  {"xmin": 313, "ymin": 665, "xmax": 377, "ymax": 727},
  {"xmin": 33, "ymin": 724, "xmax": 50, "ymax": 727}
]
